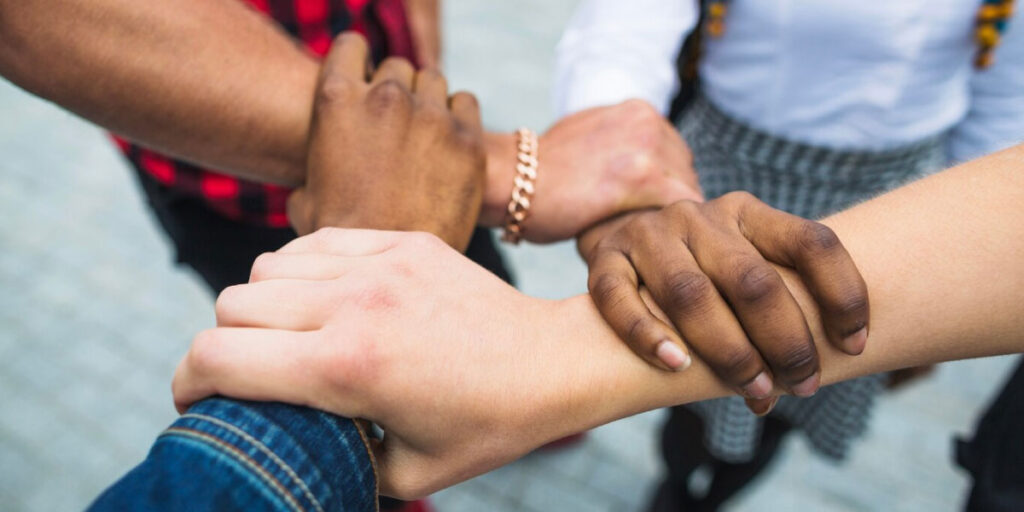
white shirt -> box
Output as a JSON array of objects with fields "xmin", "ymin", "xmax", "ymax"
[{"xmin": 554, "ymin": 0, "xmax": 1024, "ymax": 162}]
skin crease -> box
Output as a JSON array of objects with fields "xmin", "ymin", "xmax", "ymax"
[
  {"xmin": 0, "ymin": 1, "xmax": 699, "ymax": 242},
  {"xmin": 173, "ymin": 145, "xmax": 1024, "ymax": 499}
]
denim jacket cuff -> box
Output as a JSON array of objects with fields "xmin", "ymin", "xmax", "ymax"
[{"xmin": 169, "ymin": 398, "xmax": 378, "ymax": 512}]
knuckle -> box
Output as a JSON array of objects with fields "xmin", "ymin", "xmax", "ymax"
[
  {"xmin": 627, "ymin": 213, "xmax": 666, "ymax": 242},
  {"xmin": 665, "ymin": 199, "xmax": 701, "ymax": 220},
  {"xmin": 625, "ymin": 315, "xmax": 657, "ymax": 348},
  {"xmin": 403, "ymin": 230, "xmax": 444, "ymax": 251},
  {"xmin": 774, "ymin": 342, "xmax": 818, "ymax": 375},
  {"xmin": 719, "ymin": 190, "xmax": 757, "ymax": 210},
  {"xmin": 319, "ymin": 328, "xmax": 379, "ymax": 391},
  {"xmin": 625, "ymin": 151, "xmax": 657, "ymax": 181},
  {"xmin": 722, "ymin": 190, "xmax": 756, "ymax": 203},
  {"xmin": 312, "ymin": 226, "xmax": 342, "ymax": 238},
  {"xmin": 315, "ymin": 75, "xmax": 358, "ymax": 110},
  {"xmin": 454, "ymin": 128, "xmax": 485, "ymax": 157},
  {"xmin": 717, "ymin": 347, "xmax": 761, "ymax": 381},
  {"xmin": 589, "ymin": 271, "xmax": 628, "ymax": 306},
  {"xmin": 414, "ymin": 102, "xmax": 450, "ymax": 127},
  {"xmin": 367, "ymin": 80, "xmax": 412, "ymax": 111},
  {"xmin": 732, "ymin": 262, "xmax": 781, "ymax": 305},
  {"xmin": 248, "ymin": 252, "xmax": 277, "ymax": 282},
  {"xmin": 831, "ymin": 291, "xmax": 870, "ymax": 321},
  {"xmin": 797, "ymin": 222, "xmax": 842, "ymax": 254},
  {"xmin": 664, "ymin": 270, "xmax": 714, "ymax": 313},
  {"xmin": 187, "ymin": 329, "xmax": 226, "ymax": 376},
  {"xmin": 304, "ymin": 227, "xmax": 340, "ymax": 252},
  {"xmin": 213, "ymin": 285, "xmax": 245, "ymax": 321}
]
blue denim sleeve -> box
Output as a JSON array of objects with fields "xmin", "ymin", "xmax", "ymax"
[{"xmin": 88, "ymin": 398, "xmax": 377, "ymax": 512}]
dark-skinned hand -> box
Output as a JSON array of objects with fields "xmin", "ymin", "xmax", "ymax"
[{"xmin": 578, "ymin": 192, "xmax": 870, "ymax": 415}]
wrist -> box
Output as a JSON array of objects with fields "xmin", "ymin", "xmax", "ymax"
[
  {"xmin": 532, "ymin": 295, "xmax": 667, "ymax": 432},
  {"xmin": 481, "ymin": 131, "xmax": 516, "ymax": 228}
]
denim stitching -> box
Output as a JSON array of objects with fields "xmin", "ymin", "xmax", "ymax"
[
  {"xmin": 314, "ymin": 411, "xmax": 378, "ymax": 512},
  {"xmin": 181, "ymin": 413, "xmax": 325, "ymax": 512},
  {"xmin": 160, "ymin": 427, "xmax": 305, "ymax": 512}
]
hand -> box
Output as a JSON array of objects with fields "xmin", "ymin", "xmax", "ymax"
[
  {"xmin": 287, "ymin": 33, "xmax": 485, "ymax": 251},
  {"xmin": 578, "ymin": 192, "xmax": 869, "ymax": 413},
  {"xmin": 172, "ymin": 229, "xmax": 588, "ymax": 499},
  {"xmin": 480, "ymin": 99, "xmax": 703, "ymax": 243}
]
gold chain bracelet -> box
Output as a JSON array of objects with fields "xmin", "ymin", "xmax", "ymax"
[{"xmin": 501, "ymin": 127, "xmax": 538, "ymax": 244}]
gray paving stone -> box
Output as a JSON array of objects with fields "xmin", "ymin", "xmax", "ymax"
[
  {"xmin": 519, "ymin": 466, "xmax": 611, "ymax": 512},
  {"xmin": 587, "ymin": 453, "xmax": 657, "ymax": 508}
]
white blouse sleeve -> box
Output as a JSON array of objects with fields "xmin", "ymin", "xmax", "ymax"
[
  {"xmin": 552, "ymin": 0, "xmax": 698, "ymax": 116},
  {"xmin": 948, "ymin": 18, "xmax": 1024, "ymax": 163}
]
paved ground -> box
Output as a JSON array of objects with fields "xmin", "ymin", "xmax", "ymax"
[{"xmin": 0, "ymin": 1, "xmax": 1018, "ymax": 511}]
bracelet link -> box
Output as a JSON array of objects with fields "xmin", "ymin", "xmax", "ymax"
[{"xmin": 502, "ymin": 127, "xmax": 539, "ymax": 244}]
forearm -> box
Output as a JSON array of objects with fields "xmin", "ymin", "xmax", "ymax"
[
  {"xmin": 0, "ymin": 0, "xmax": 519, "ymax": 202},
  {"xmin": 0, "ymin": 0, "xmax": 319, "ymax": 186},
  {"xmin": 556, "ymin": 145, "xmax": 1024, "ymax": 432}
]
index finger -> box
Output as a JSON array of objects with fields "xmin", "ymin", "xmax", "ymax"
[{"xmin": 587, "ymin": 248, "xmax": 691, "ymax": 371}]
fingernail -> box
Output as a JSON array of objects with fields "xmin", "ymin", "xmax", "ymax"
[
  {"xmin": 843, "ymin": 327, "xmax": 868, "ymax": 354},
  {"xmin": 656, "ymin": 340, "xmax": 691, "ymax": 371},
  {"xmin": 751, "ymin": 396, "xmax": 779, "ymax": 417},
  {"xmin": 742, "ymin": 372, "xmax": 773, "ymax": 399},
  {"xmin": 791, "ymin": 373, "xmax": 821, "ymax": 398}
]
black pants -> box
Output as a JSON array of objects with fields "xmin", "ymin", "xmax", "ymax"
[
  {"xmin": 650, "ymin": 406, "xmax": 791, "ymax": 512},
  {"xmin": 134, "ymin": 169, "xmax": 513, "ymax": 511},
  {"xmin": 958, "ymin": 357, "xmax": 1024, "ymax": 512}
]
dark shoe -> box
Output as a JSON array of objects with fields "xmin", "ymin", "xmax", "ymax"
[{"xmin": 645, "ymin": 480, "xmax": 688, "ymax": 512}]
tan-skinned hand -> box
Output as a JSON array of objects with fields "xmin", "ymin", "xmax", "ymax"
[{"xmin": 480, "ymin": 99, "xmax": 704, "ymax": 243}]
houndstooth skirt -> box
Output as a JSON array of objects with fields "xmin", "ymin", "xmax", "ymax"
[{"xmin": 678, "ymin": 94, "xmax": 946, "ymax": 463}]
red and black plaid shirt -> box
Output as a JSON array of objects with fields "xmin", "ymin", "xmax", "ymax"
[{"xmin": 111, "ymin": 0, "xmax": 415, "ymax": 228}]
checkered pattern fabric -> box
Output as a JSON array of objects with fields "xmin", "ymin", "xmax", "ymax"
[
  {"xmin": 678, "ymin": 94, "xmax": 946, "ymax": 463},
  {"xmin": 111, "ymin": 0, "xmax": 415, "ymax": 228}
]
